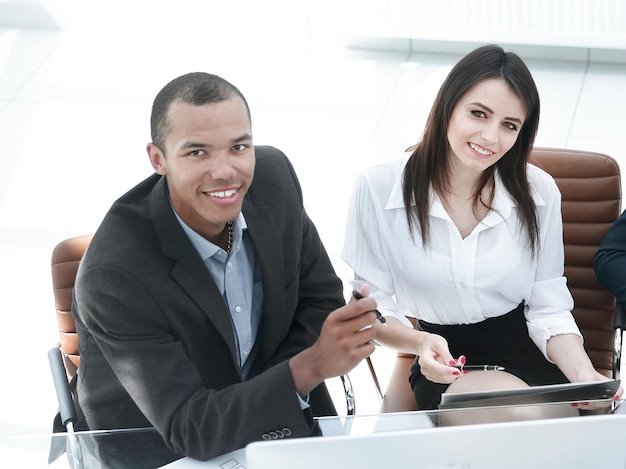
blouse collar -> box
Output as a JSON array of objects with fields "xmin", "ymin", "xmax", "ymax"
[{"xmin": 385, "ymin": 161, "xmax": 546, "ymax": 228}]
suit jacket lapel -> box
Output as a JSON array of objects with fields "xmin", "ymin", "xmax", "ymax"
[
  {"xmin": 149, "ymin": 176, "xmax": 239, "ymax": 365},
  {"xmin": 241, "ymin": 199, "xmax": 289, "ymax": 363}
]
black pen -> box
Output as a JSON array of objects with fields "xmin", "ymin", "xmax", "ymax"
[
  {"xmin": 352, "ymin": 290, "xmax": 386, "ymax": 324},
  {"xmin": 455, "ymin": 365, "xmax": 505, "ymax": 371}
]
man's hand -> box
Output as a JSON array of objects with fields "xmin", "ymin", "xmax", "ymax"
[{"xmin": 289, "ymin": 295, "xmax": 377, "ymax": 397}]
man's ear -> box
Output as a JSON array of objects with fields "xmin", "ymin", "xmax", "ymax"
[{"xmin": 147, "ymin": 143, "xmax": 167, "ymax": 175}]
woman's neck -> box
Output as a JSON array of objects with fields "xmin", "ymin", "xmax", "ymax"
[{"xmin": 444, "ymin": 172, "xmax": 482, "ymax": 200}]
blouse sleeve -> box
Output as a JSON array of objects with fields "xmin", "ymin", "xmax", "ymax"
[
  {"xmin": 525, "ymin": 170, "xmax": 582, "ymax": 360},
  {"xmin": 341, "ymin": 171, "xmax": 413, "ymax": 328}
]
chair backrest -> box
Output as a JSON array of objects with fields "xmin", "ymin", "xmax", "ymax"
[
  {"xmin": 530, "ymin": 148, "xmax": 621, "ymax": 376},
  {"xmin": 51, "ymin": 234, "xmax": 93, "ymax": 380},
  {"xmin": 376, "ymin": 147, "xmax": 622, "ymax": 413}
]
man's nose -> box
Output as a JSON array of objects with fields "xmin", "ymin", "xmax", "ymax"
[{"xmin": 208, "ymin": 152, "xmax": 236, "ymax": 179}]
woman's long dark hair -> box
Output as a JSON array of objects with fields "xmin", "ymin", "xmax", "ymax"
[{"xmin": 402, "ymin": 44, "xmax": 540, "ymax": 254}]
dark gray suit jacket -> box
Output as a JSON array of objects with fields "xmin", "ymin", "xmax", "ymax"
[
  {"xmin": 73, "ymin": 146, "xmax": 343, "ymax": 462},
  {"xmin": 595, "ymin": 208, "xmax": 626, "ymax": 308}
]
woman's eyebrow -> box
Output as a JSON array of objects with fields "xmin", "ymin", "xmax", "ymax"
[{"xmin": 470, "ymin": 101, "xmax": 523, "ymax": 124}]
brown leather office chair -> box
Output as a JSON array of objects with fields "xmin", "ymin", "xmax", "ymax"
[
  {"xmin": 51, "ymin": 234, "xmax": 93, "ymax": 381},
  {"xmin": 49, "ymin": 234, "xmax": 93, "ymax": 468},
  {"xmin": 370, "ymin": 147, "xmax": 624, "ymax": 413}
]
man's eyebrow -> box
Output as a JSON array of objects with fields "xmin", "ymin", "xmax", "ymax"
[
  {"xmin": 178, "ymin": 134, "xmax": 252, "ymax": 151},
  {"xmin": 470, "ymin": 102, "xmax": 523, "ymax": 124},
  {"xmin": 232, "ymin": 133, "xmax": 253, "ymax": 143},
  {"xmin": 179, "ymin": 141, "xmax": 206, "ymax": 150}
]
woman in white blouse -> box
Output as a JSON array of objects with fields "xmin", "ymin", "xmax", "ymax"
[{"xmin": 342, "ymin": 44, "xmax": 622, "ymax": 419}]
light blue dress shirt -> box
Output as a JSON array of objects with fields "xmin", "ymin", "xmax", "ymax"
[
  {"xmin": 172, "ymin": 208, "xmax": 309, "ymax": 408},
  {"xmin": 173, "ymin": 211, "xmax": 262, "ymax": 379}
]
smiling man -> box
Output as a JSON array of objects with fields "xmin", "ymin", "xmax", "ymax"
[{"xmin": 71, "ymin": 72, "xmax": 377, "ymax": 466}]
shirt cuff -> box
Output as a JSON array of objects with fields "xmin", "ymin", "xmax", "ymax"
[
  {"xmin": 379, "ymin": 308, "xmax": 414, "ymax": 328},
  {"xmin": 297, "ymin": 392, "xmax": 310, "ymax": 410}
]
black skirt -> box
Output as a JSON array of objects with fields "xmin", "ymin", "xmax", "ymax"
[{"xmin": 409, "ymin": 303, "xmax": 569, "ymax": 410}]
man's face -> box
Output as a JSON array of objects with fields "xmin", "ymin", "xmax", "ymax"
[{"xmin": 147, "ymin": 97, "xmax": 255, "ymax": 243}]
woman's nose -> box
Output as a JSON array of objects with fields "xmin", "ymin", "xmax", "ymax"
[{"xmin": 480, "ymin": 124, "xmax": 498, "ymax": 144}]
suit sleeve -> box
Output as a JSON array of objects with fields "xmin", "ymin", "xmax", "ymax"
[{"xmin": 594, "ymin": 208, "xmax": 626, "ymax": 308}]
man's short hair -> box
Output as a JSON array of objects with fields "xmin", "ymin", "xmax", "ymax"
[{"xmin": 150, "ymin": 72, "xmax": 251, "ymax": 152}]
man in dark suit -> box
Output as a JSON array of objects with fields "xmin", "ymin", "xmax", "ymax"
[
  {"xmin": 72, "ymin": 72, "xmax": 377, "ymax": 465},
  {"xmin": 594, "ymin": 209, "xmax": 626, "ymax": 308}
]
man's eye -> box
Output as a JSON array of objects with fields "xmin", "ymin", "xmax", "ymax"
[
  {"xmin": 187, "ymin": 150, "xmax": 205, "ymax": 157},
  {"xmin": 232, "ymin": 144, "xmax": 247, "ymax": 151}
]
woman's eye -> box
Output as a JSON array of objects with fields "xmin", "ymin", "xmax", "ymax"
[
  {"xmin": 471, "ymin": 110, "xmax": 486, "ymax": 119},
  {"xmin": 502, "ymin": 122, "xmax": 518, "ymax": 131}
]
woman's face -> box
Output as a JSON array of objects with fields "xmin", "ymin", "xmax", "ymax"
[{"xmin": 447, "ymin": 78, "xmax": 526, "ymax": 176}]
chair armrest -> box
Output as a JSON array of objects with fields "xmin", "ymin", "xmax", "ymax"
[
  {"xmin": 614, "ymin": 302, "xmax": 626, "ymax": 330},
  {"xmin": 613, "ymin": 302, "xmax": 625, "ymax": 381},
  {"xmin": 340, "ymin": 374, "xmax": 356, "ymax": 415},
  {"xmin": 48, "ymin": 347, "xmax": 77, "ymax": 427}
]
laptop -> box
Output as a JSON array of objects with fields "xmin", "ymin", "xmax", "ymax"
[{"xmin": 246, "ymin": 414, "xmax": 626, "ymax": 468}]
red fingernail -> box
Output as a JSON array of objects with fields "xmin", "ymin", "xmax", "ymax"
[
  {"xmin": 582, "ymin": 402, "xmax": 589, "ymax": 406},
  {"xmin": 449, "ymin": 360, "xmax": 457, "ymax": 366},
  {"xmin": 570, "ymin": 403, "xmax": 578, "ymax": 407},
  {"xmin": 614, "ymin": 394, "xmax": 620, "ymax": 401},
  {"xmin": 460, "ymin": 356, "xmax": 466, "ymax": 365},
  {"xmin": 453, "ymin": 371, "xmax": 460, "ymax": 376}
]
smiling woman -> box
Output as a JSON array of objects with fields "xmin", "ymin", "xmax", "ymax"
[
  {"xmin": 447, "ymin": 79, "xmax": 526, "ymax": 171},
  {"xmin": 341, "ymin": 44, "xmax": 623, "ymax": 422},
  {"xmin": 443, "ymin": 77, "xmax": 527, "ymax": 237}
]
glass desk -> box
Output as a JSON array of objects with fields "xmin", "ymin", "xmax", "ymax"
[
  {"xmin": 2, "ymin": 400, "xmax": 625, "ymax": 468},
  {"xmin": 0, "ymin": 427, "xmax": 166, "ymax": 469}
]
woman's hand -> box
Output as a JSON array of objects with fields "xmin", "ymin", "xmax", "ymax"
[
  {"xmin": 416, "ymin": 333, "xmax": 464, "ymax": 384},
  {"xmin": 569, "ymin": 369, "xmax": 623, "ymax": 410},
  {"xmin": 547, "ymin": 333, "xmax": 622, "ymax": 409}
]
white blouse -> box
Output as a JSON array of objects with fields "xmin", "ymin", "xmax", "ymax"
[{"xmin": 341, "ymin": 156, "xmax": 582, "ymax": 360}]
